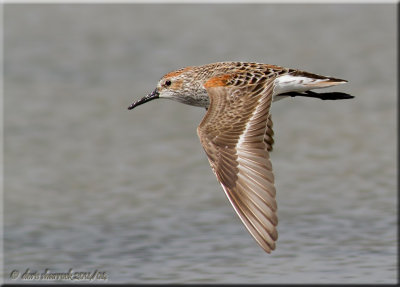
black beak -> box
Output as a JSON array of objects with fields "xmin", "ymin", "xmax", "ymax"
[{"xmin": 128, "ymin": 89, "xmax": 159, "ymax": 110}]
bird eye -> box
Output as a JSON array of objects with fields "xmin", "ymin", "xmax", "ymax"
[{"xmin": 165, "ymin": 80, "xmax": 172, "ymax": 87}]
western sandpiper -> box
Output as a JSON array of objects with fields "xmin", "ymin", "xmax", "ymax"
[{"xmin": 128, "ymin": 61, "xmax": 353, "ymax": 253}]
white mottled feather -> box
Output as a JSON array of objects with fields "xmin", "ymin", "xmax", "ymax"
[{"xmin": 273, "ymin": 74, "xmax": 346, "ymax": 98}]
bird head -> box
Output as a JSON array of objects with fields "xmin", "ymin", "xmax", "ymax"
[{"xmin": 128, "ymin": 66, "xmax": 208, "ymax": 110}]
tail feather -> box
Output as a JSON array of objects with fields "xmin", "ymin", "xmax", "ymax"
[
  {"xmin": 291, "ymin": 70, "xmax": 347, "ymax": 83},
  {"xmin": 274, "ymin": 73, "xmax": 348, "ymax": 96}
]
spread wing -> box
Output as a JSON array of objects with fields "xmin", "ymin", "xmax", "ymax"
[
  {"xmin": 264, "ymin": 114, "xmax": 274, "ymax": 152},
  {"xmin": 197, "ymin": 74, "xmax": 278, "ymax": 253}
]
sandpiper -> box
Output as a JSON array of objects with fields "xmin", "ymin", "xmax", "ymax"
[{"xmin": 128, "ymin": 61, "xmax": 353, "ymax": 253}]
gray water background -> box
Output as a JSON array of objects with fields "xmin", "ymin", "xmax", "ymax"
[{"xmin": 3, "ymin": 4, "xmax": 397, "ymax": 284}]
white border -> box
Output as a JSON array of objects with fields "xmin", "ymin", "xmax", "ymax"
[
  {"xmin": 0, "ymin": 0, "xmax": 397, "ymax": 283},
  {"xmin": 0, "ymin": 2, "xmax": 4, "ymax": 285},
  {"xmin": 2, "ymin": 0, "xmax": 399, "ymax": 4}
]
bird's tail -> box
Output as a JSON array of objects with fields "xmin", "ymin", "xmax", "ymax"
[{"xmin": 274, "ymin": 71, "xmax": 352, "ymax": 100}]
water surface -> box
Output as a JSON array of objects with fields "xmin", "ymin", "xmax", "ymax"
[{"xmin": 3, "ymin": 4, "xmax": 397, "ymax": 284}]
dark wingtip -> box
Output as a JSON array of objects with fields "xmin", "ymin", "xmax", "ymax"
[
  {"xmin": 305, "ymin": 91, "xmax": 354, "ymax": 100},
  {"xmin": 283, "ymin": 91, "xmax": 354, "ymax": 100}
]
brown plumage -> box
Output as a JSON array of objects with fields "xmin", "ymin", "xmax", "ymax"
[{"xmin": 128, "ymin": 61, "xmax": 353, "ymax": 253}]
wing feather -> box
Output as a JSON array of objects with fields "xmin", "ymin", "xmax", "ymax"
[
  {"xmin": 197, "ymin": 74, "xmax": 278, "ymax": 253},
  {"xmin": 264, "ymin": 115, "xmax": 274, "ymax": 152}
]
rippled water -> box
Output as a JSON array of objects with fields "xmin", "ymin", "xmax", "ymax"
[{"xmin": 3, "ymin": 4, "xmax": 397, "ymax": 284}]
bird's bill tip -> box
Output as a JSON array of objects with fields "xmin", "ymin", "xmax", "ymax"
[{"xmin": 128, "ymin": 89, "xmax": 159, "ymax": 110}]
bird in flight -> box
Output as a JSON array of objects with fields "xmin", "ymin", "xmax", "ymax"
[{"xmin": 128, "ymin": 61, "xmax": 353, "ymax": 253}]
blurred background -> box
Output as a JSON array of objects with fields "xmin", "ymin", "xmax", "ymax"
[{"xmin": 3, "ymin": 4, "xmax": 397, "ymax": 284}]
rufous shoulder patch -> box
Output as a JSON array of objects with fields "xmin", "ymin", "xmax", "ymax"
[{"xmin": 204, "ymin": 74, "xmax": 233, "ymax": 88}]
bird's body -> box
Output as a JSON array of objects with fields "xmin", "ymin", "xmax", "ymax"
[{"xmin": 128, "ymin": 61, "xmax": 352, "ymax": 253}]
